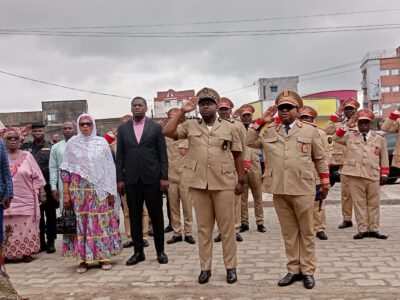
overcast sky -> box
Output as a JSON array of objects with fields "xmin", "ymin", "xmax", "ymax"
[{"xmin": 1, "ymin": 0, "xmax": 399, "ymax": 119}]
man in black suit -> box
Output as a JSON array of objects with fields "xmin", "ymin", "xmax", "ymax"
[{"xmin": 116, "ymin": 97, "xmax": 169, "ymax": 265}]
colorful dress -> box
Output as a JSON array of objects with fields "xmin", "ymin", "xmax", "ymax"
[
  {"xmin": 4, "ymin": 151, "xmax": 45, "ymax": 259},
  {"xmin": 61, "ymin": 171, "xmax": 121, "ymax": 263}
]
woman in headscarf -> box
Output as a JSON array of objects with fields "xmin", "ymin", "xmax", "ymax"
[
  {"xmin": 61, "ymin": 114, "xmax": 121, "ymax": 273},
  {"xmin": 0, "ymin": 126, "xmax": 46, "ymax": 263}
]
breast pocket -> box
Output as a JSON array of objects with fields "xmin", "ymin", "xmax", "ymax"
[
  {"xmin": 297, "ymin": 137, "xmax": 311, "ymax": 154},
  {"xmin": 181, "ymin": 160, "xmax": 197, "ymax": 183},
  {"xmin": 219, "ymin": 134, "xmax": 232, "ymax": 151},
  {"xmin": 263, "ymin": 137, "xmax": 278, "ymax": 153}
]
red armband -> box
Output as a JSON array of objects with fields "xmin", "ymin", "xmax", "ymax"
[
  {"xmin": 380, "ymin": 167, "xmax": 390, "ymax": 176},
  {"xmin": 389, "ymin": 112, "xmax": 400, "ymax": 121},
  {"xmin": 319, "ymin": 173, "xmax": 330, "ymax": 186},
  {"xmin": 273, "ymin": 116, "xmax": 281, "ymax": 124},
  {"xmin": 335, "ymin": 127, "xmax": 347, "ymax": 137},
  {"xmin": 244, "ymin": 161, "xmax": 251, "ymax": 169},
  {"xmin": 330, "ymin": 114, "xmax": 339, "ymax": 122},
  {"xmin": 253, "ymin": 118, "xmax": 265, "ymax": 131}
]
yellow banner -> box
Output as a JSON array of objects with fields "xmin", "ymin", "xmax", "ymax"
[{"xmin": 303, "ymin": 98, "xmax": 338, "ymax": 117}]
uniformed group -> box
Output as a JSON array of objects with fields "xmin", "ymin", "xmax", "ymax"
[{"xmin": 17, "ymin": 86, "xmax": 398, "ymax": 290}]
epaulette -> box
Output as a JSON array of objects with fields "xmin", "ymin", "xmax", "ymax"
[
  {"xmin": 300, "ymin": 120, "xmax": 317, "ymax": 127},
  {"xmin": 219, "ymin": 117, "xmax": 234, "ymax": 123},
  {"xmin": 187, "ymin": 116, "xmax": 202, "ymax": 124}
]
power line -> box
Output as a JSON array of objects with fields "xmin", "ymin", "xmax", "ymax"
[
  {"xmin": 4, "ymin": 8, "xmax": 400, "ymax": 31},
  {"xmin": 299, "ymin": 68, "xmax": 360, "ymax": 81},
  {"xmin": 222, "ymin": 83, "xmax": 258, "ymax": 95},
  {"xmin": 0, "ymin": 69, "xmax": 131, "ymax": 99},
  {"xmin": 299, "ymin": 61, "xmax": 360, "ymax": 77}
]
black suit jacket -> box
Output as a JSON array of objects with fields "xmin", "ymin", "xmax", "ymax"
[{"xmin": 116, "ymin": 117, "xmax": 168, "ymax": 185}]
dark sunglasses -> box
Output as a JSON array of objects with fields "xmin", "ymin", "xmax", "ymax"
[
  {"xmin": 278, "ymin": 104, "xmax": 297, "ymax": 111},
  {"xmin": 79, "ymin": 122, "xmax": 93, "ymax": 127},
  {"xmin": 6, "ymin": 136, "xmax": 20, "ymax": 141}
]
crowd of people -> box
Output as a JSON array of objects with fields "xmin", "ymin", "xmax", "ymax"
[{"xmin": 0, "ymin": 87, "xmax": 397, "ymax": 289}]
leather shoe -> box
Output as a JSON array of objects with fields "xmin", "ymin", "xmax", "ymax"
[
  {"xmin": 338, "ymin": 220, "xmax": 353, "ymax": 229},
  {"xmin": 369, "ymin": 231, "xmax": 388, "ymax": 239},
  {"xmin": 46, "ymin": 241, "xmax": 56, "ymax": 254},
  {"xmin": 277, "ymin": 273, "xmax": 303, "ymax": 286},
  {"xmin": 123, "ymin": 240, "xmax": 134, "ymax": 248},
  {"xmin": 236, "ymin": 233, "xmax": 243, "ymax": 242},
  {"xmin": 316, "ymin": 231, "xmax": 328, "ymax": 240},
  {"xmin": 143, "ymin": 239, "xmax": 149, "ymax": 247},
  {"xmin": 126, "ymin": 253, "xmax": 145, "ymax": 266},
  {"xmin": 239, "ymin": 223, "xmax": 249, "ymax": 233},
  {"xmin": 185, "ymin": 235, "xmax": 196, "ymax": 244},
  {"xmin": 353, "ymin": 232, "xmax": 368, "ymax": 239},
  {"xmin": 164, "ymin": 225, "xmax": 173, "ymax": 233},
  {"xmin": 166, "ymin": 236, "xmax": 182, "ymax": 244},
  {"xmin": 198, "ymin": 270, "xmax": 211, "ymax": 284},
  {"xmin": 257, "ymin": 224, "xmax": 266, "ymax": 233},
  {"xmin": 226, "ymin": 268, "xmax": 237, "ymax": 284},
  {"xmin": 214, "ymin": 233, "xmax": 222, "ymax": 242},
  {"xmin": 303, "ymin": 275, "xmax": 315, "ymax": 289},
  {"xmin": 157, "ymin": 252, "xmax": 168, "ymax": 264},
  {"xmin": 148, "ymin": 228, "xmax": 154, "ymax": 236}
]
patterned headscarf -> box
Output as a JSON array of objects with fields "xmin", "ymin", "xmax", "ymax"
[{"xmin": 0, "ymin": 125, "xmax": 31, "ymax": 140}]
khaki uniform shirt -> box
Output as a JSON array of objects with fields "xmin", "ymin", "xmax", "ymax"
[
  {"xmin": 381, "ymin": 117, "xmax": 400, "ymax": 168},
  {"xmin": 333, "ymin": 131, "xmax": 389, "ymax": 181},
  {"xmin": 324, "ymin": 118, "xmax": 357, "ymax": 165},
  {"xmin": 246, "ymin": 120, "xmax": 329, "ymax": 196},
  {"xmin": 166, "ymin": 137, "xmax": 188, "ymax": 184},
  {"xmin": 177, "ymin": 118, "xmax": 242, "ymax": 190}
]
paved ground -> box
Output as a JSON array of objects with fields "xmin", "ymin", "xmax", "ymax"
[{"xmin": 4, "ymin": 183, "xmax": 400, "ymax": 300}]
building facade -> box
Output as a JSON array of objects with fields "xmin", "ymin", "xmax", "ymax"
[
  {"xmin": 361, "ymin": 47, "xmax": 400, "ymax": 117},
  {"xmin": 153, "ymin": 89, "xmax": 196, "ymax": 118},
  {"xmin": 258, "ymin": 76, "xmax": 299, "ymax": 109}
]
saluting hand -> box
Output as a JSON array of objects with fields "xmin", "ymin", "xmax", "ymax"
[
  {"xmin": 262, "ymin": 105, "xmax": 278, "ymax": 124},
  {"xmin": 181, "ymin": 97, "xmax": 199, "ymax": 113},
  {"xmin": 336, "ymin": 105, "xmax": 344, "ymax": 117},
  {"xmin": 347, "ymin": 115, "xmax": 357, "ymax": 128}
]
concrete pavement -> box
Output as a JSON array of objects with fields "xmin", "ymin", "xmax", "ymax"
[{"xmin": 4, "ymin": 183, "xmax": 400, "ymax": 300}]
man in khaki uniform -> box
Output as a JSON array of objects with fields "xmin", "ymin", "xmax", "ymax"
[
  {"xmin": 238, "ymin": 104, "xmax": 266, "ymax": 233},
  {"xmin": 324, "ymin": 98, "xmax": 359, "ymax": 229},
  {"xmin": 164, "ymin": 108, "xmax": 195, "ymax": 245},
  {"xmin": 246, "ymin": 90, "xmax": 330, "ymax": 289},
  {"xmin": 381, "ymin": 107, "xmax": 400, "ymax": 167},
  {"xmin": 163, "ymin": 87, "xmax": 246, "ymax": 285},
  {"xmin": 299, "ymin": 106, "xmax": 329, "ymax": 241},
  {"xmin": 214, "ymin": 97, "xmax": 245, "ymax": 243},
  {"xmin": 333, "ymin": 109, "xmax": 389, "ymax": 239}
]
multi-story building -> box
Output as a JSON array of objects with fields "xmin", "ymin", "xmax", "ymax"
[
  {"xmin": 258, "ymin": 76, "xmax": 299, "ymax": 110},
  {"xmin": 153, "ymin": 89, "xmax": 195, "ymax": 118},
  {"xmin": 361, "ymin": 46, "xmax": 400, "ymax": 117}
]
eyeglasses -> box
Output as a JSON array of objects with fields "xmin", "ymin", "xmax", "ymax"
[
  {"xmin": 6, "ymin": 136, "xmax": 19, "ymax": 141},
  {"xmin": 79, "ymin": 122, "xmax": 93, "ymax": 127},
  {"xmin": 278, "ymin": 104, "xmax": 297, "ymax": 111}
]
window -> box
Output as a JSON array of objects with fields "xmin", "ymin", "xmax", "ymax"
[
  {"xmin": 381, "ymin": 86, "xmax": 390, "ymax": 93},
  {"xmin": 47, "ymin": 114, "xmax": 56, "ymax": 121},
  {"xmin": 177, "ymin": 100, "xmax": 182, "ymax": 106},
  {"xmin": 382, "ymin": 103, "xmax": 392, "ymax": 109},
  {"xmin": 270, "ymin": 85, "xmax": 278, "ymax": 93},
  {"xmin": 164, "ymin": 101, "xmax": 171, "ymax": 107},
  {"xmin": 391, "ymin": 69, "xmax": 399, "ymax": 75},
  {"xmin": 392, "ymin": 85, "xmax": 400, "ymax": 92},
  {"xmin": 380, "ymin": 69, "xmax": 390, "ymax": 76}
]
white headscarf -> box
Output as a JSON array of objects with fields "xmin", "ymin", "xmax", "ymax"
[{"xmin": 60, "ymin": 113, "xmax": 117, "ymax": 200}]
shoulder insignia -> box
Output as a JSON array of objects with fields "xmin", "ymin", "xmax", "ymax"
[
  {"xmin": 219, "ymin": 117, "xmax": 234, "ymax": 123},
  {"xmin": 187, "ymin": 116, "xmax": 202, "ymax": 124},
  {"xmin": 300, "ymin": 120, "xmax": 317, "ymax": 127}
]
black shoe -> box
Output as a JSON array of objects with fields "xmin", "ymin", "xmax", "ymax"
[
  {"xmin": 123, "ymin": 240, "xmax": 134, "ymax": 248},
  {"xmin": 226, "ymin": 268, "xmax": 237, "ymax": 284},
  {"xmin": 236, "ymin": 233, "xmax": 243, "ymax": 242},
  {"xmin": 239, "ymin": 224, "xmax": 249, "ymax": 233},
  {"xmin": 277, "ymin": 273, "xmax": 303, "ymax": 287},
  {"xmin": 46, "ymin": 241, "xmax": 56, "ymax": 254},
  {"xmin": 338, "ymin": 220, "xmax": 353, "ymax": 229},
  {"xmin": 167, "ymin": 236, "xmax": 183, "ymax": 244},
  {"xmin": 149, "ymin": 228, "xmax": 154, "ymax": 237},
  {"xmin": 316, "ymin": 231, "xmax": 328, "ymax": 240},
  {"xmin": 184, "ymin": 235, "xmax": 196, "ymax": 244},
  {"xmin": 353, "ymin": 232, "xmax": 368, "ymax": 239},
  {"xmin": 157, "ymin": 252, "xmax": 168, "ymax": 264},
  {"xmin": 126, "ymin": 253, "xmax": 145, "ymax": 266},
  {"xmin": 143, "ymin": 239, "xmax": 149, "ymax": 247},
  {"xmin": 198, "ymin": 270, "xmax": 211, "ymax": 284},
  {"xmin": 303, "ymin": 275, "xmax": 315, "ymax": 289},
  {"xmin": 369, "ymin": 231, "xmax": 388, "ymax": 239},
  {"xmin": 214, "ymin": 233, "xmax": 222, "ymax": 242},
  {"xmin": 164, "ymin": 225, "xmax": 173, "ymax": 233},
  {"xmin": 257, "ymin": 224, "xmax": 266, "ymax": 233}
]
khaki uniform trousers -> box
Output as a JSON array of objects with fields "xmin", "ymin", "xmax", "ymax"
[
  {"xmin": 347, "ymin": 176, "xmax": 380, "ymax": 232},
  {"xmin": 313, "ymin": 201, "xmax": 326, "ymax": 232},
  {"xmin": 234, "ymin": 195, "xmax": 241, "ymax": 232},
  {"xmin": 121, "ymin": 194, "xmax": 149, "ymax": 239},
  {"xmin": 168, "ymin": 181, "xmax": 193, "ymax": 237},
  {"xmin": 273, "ymin": 194, "xmax": 316, "ymax": 275},
  {"xmin": 340, "ymin": 172, "xmax": 353, "ymax": 222},
  {"xmin": 241, "ymin": 169, "xmax": 264, "ymax": 225},
  {"xmin": 191, "ymin": 188, "xmax": 237, "ymax": 270}
]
